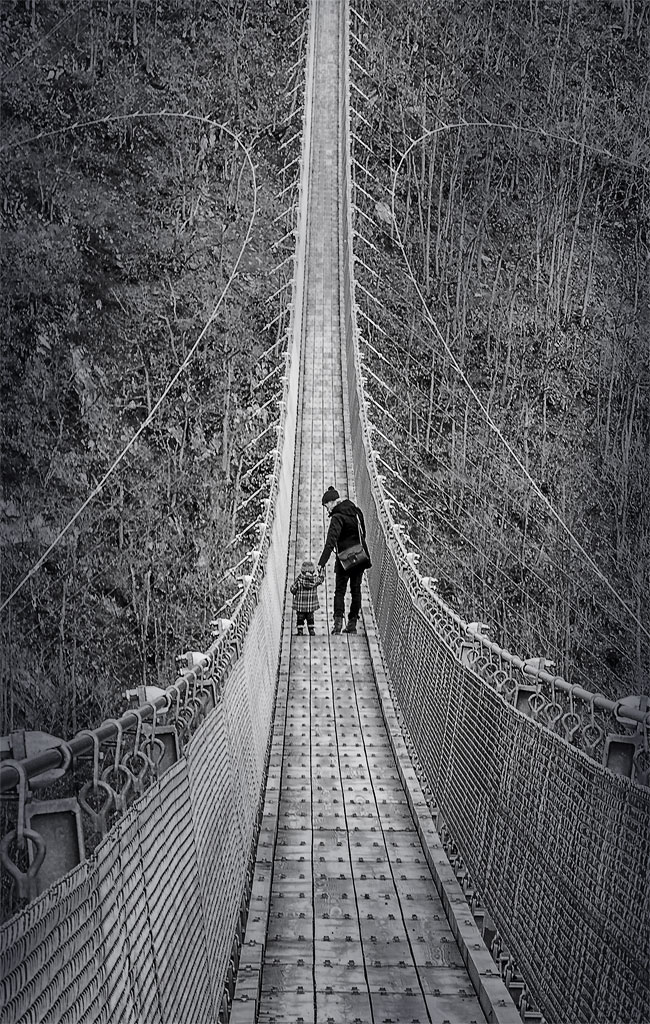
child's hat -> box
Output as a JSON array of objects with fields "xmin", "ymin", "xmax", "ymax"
[{"xmin": 301, "ymin": 559, "xmax": 315, "ymax": 572}]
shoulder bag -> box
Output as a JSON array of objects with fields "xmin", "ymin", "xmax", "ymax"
[{"xmin": 336, "ymin": 512, "xmax": 370, "ymax": 572}]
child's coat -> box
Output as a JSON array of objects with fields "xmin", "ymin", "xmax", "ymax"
[{"xmin": 290, "ymin": 569, "xmax": 323, "ymax": 612}]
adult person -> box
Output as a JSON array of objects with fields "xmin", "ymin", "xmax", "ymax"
[{"xmin": 317, "ymin": 486, "xmax": 371, "ymax": 634}]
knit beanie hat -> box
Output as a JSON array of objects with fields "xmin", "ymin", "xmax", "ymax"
[
  {"xmin": 322, "ymin": 486, "xmax": 340, "ymax": 505},
  {"xmin": 301, "ymin": 559, "xmax": 316, "ymax": 573}
]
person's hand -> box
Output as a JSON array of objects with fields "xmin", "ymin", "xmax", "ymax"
[{"xmin": 318, "ymin": 566, "xmax": 325, "ymax": 577}]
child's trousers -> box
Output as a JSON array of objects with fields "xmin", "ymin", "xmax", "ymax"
[{"xmin": 296, "ymin": 611, "xmax": 315, "ymax": 634}]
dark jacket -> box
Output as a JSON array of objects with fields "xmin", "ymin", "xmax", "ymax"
[{"xmin": 318, "ymin": 499, "xmax": 371, "ymax": 570}]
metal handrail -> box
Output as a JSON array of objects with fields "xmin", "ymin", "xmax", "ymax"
[{"xmin": 0, "ymin": 655, "xmax": 215, "ymax": 792}]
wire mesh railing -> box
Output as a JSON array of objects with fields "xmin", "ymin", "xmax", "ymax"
[
  {"xmin": 345, "ymin": 2, "xmax": 650, "ymax": 781},
  {"xmin": 341, "ymin": 4, "xmax": 650, "ymax": 1022}
]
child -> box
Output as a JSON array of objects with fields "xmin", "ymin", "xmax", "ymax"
[{"xmin": 290, "ymin": 559, "xmax": 325, "ymax": 635}]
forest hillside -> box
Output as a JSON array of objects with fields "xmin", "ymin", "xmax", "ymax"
[
  {"xmin": 349, "ymin": 0, "xmax": 649, "ymax": 699},
  {"xmin": 1, "ymin": 0, "xmax": 306, "ymax": 737}
]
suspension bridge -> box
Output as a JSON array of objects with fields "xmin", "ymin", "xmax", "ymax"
[{"xmin": 1, "ymin": 2, "xmax": 649, "ymax": 1023}]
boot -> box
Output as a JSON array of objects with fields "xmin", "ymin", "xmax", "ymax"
[
  {"xmin": 296, "ymin": 626, "xmax": 304, "ymax": 635},
  {"xmin": 343, "ymin": 617, "xmax": 357, "ymax": 634},
  {"xmin": 308, "ymin": 627, "xmax": 315, "ymax": 636},
  {"xmin": 331, "ymin": 616, "xmax": 343, "ymax": 634}
]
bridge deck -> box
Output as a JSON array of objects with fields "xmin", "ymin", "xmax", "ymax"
[{"xmin": 232, "ymin": 3, "xmax": 515, "ymax": 1022}]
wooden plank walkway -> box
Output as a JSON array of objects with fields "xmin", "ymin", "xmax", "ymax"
[{"xmin": 231, "ymin": 3, "xmax": 519, "ymax": 1022}]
